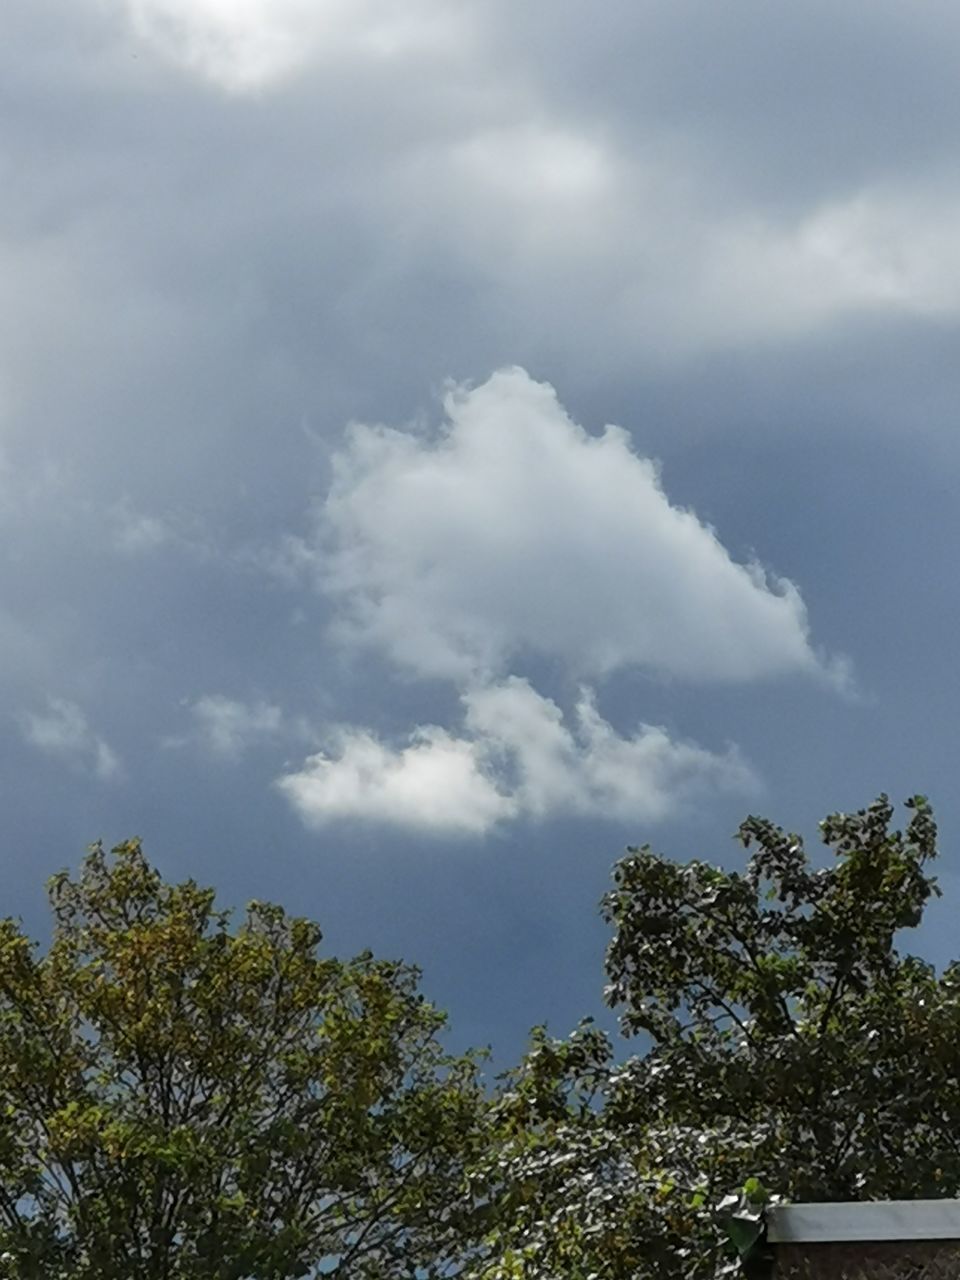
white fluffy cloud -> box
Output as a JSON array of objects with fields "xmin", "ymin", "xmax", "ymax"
[
  {"xmin": 465, "ymin": 679, "xmax": 755, "ymax": 821},
  {"xmin": 108, "ymin": 498, "xmax": 175, "ymax": 555},
  {"xmin": 396, "ymin": 124, "xmax": 960, "ymax": 359},
  {"xmin": 20, "ymin": 698, "xmax": 121, "ymax": 780},
  {"xmin": 277, "ymin": 677, "xmax": 756, "ymax": 836},
  {"xmin": 186, "ymin": 694, "xmax": 283, "ymax": 759},
  {"xmin": 276, "ymin": 367, "xmax": 830, "ymax": 833},
  {"xmin": 317, "ymin": 367, "xmax": 823, "ymax": 685},
  {"xmin": 671, "ymin": 185, "xmax": 960, "ymax": 347},
  {"xmin": 120, "ymin": 0, "xmax": 474, "ymax": 91},
  {"xmin": 277, "ymin": 721, "xmax": 513, "ymax": 836}
]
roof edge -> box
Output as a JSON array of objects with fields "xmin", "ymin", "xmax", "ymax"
[{"xmin": 767, "ymin": 1201, "xmax": 960, "ymax": 1243}]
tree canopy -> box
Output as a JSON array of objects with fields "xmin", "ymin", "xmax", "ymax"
[
  {"xmin": 1, "ymin": 796, "xmax": 958, "ymax": 1279},
  {"xmin": 473, "ymin": 794, "xmax": 960, "ymax": 1279},
  {"xmin": 0, "ymin": 840, "xmax": 486, "ymax": 1279}
]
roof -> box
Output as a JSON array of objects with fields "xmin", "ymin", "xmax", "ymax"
[{"xmin": 767, "ymin": 1201, "xmax": 960, "ymax": 1243}]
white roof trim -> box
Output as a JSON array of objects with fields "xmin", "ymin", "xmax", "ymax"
[{"xmin": 767, "ymin": 1201, "xmax": 960, "ymax": 1243}]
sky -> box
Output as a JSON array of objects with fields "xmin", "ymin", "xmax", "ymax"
[{"xmin": 5, "ymin": 0, "xmax": 960, "ymax": 1064}]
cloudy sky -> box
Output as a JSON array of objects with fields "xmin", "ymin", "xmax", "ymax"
[{"xmin": 5, "ymin": 0, "xmax": 960, "ymax": 1061}]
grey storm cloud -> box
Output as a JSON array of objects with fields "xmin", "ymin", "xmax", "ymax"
[
  {"xmin": 7, "ymin": 0, "xmax": 960, "ymax": 491},
  {"xmin": 4, "ymin": 0, "xmax": 960, "ymax": 1057},
  {"xmin": 0, "ymin": 0, "xmax": 953, "ymax": 774}
]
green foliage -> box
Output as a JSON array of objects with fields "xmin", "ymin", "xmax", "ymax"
[
  {"xmin": 473, "ymin": 795, "xmax": 959, "ymax": 1279},
  {"xmin": 2, "ymin": 798, "xmax": 956, "ymax": 1280},
  {"xmin": 0, "ymin": 840, "xmax": 487, "ymax": 1278}
]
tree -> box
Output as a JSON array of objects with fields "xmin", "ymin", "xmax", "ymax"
[
  {"xmin": 472, "ymin": 795, "xmax": 960, "ymax": 1279},
  {"xmin": 5, "ymin": 800, "xmax": 956, "ymax": 1280},
  {"xmin": 0, "ymin": 840, "xmax": 487, "ymax": 1279}
]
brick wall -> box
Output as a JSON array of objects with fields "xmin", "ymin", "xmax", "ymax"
[{"xmin": 775, "ymin": 1238, "xmax": 960, "ymax": 1280}]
